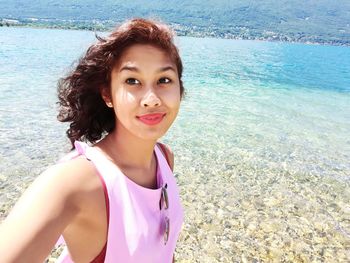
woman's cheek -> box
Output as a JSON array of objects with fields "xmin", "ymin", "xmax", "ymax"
[
  {"xmin": 125, "ymin": 91, "xmax": 137, "ymax": 103},
  {"xmin": 167, "ymin": 90, "xmax": 181, "ymax": 109},
  {"xmin": 115, "ymin": 88, "xmax": 137, "ymax": 105}
]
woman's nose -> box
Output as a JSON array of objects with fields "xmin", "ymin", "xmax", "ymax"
[{"xmin": 141, "ymin": 91, "xmax": 161, "ymax": 107}]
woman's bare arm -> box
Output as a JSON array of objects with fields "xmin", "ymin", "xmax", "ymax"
[{"xmin": 0, "ymin": 158, "xmax": 92, "ymax": 263}]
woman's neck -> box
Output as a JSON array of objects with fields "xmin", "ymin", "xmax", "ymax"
[{"xmin": 96, "ymin": 128, "xmax": 157, "ymax": 171}]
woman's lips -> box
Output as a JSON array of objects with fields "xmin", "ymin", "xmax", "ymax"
[{"xmin": 137, "ymin": 113, "xmax": 166, "ymax": 125}]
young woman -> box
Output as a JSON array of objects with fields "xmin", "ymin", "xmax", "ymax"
[{"xmin": 0, "ymin": 18, "xmax": 185, "ymax": 263}]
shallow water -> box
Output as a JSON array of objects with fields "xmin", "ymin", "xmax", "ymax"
[{"xmin": 1, "ymin": 27, "xmax": 350, "ymax": 262}]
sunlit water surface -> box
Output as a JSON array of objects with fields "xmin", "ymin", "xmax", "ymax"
[{"xmin": 0, "ymin": 27, "xmax": 349, "ymax": 262}]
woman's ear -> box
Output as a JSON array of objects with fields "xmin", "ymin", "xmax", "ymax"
[{"xmin": 100, "ymin": 86, "xmax": 113, "ymax": 108}]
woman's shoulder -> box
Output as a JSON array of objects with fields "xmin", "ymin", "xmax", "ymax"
[
  {"xmin": 51, "ymin": 156, "xmax": 95, "ymax": 177},
  {"xmin": 48, "ymin": 156, "xmax": 102, "ymax": 198},
  {"xmin": 20, "ymin": 156, "xmax": 104, "ymax": 216}
]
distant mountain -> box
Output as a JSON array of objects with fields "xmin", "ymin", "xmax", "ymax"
[{"xmin": 0, "ymin": 0, "xmax": 349, "ymax": 45}]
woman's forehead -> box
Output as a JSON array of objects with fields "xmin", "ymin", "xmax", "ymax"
[{"xmin": 113, "ymin": 44, "xmax": 176, "ymax": 73}]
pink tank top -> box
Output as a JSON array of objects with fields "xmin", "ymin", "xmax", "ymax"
[{"xmin": 56, "ymin": 141, "xmax": 184, "ymax": 263}]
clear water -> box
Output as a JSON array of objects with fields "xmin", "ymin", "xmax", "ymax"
[{"xmin": 0, "ymin": 27, "xmax": 350, "ymax": 262}]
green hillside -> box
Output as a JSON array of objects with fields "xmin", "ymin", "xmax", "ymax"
[{"xmin": 0, "ymin": 0, "xmax": 349, "ymax": 45}]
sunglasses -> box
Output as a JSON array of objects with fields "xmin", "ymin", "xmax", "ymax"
[{"xmin": 159, "ymin": 183, "xmax": 169, "ymax": 245}]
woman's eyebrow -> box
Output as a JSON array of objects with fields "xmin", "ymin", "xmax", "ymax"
[{"xmin": 119, "ymin": 65, "xmax": 176, "ymax": 73}]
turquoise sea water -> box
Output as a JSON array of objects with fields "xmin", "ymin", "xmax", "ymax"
[{"xmin": 0, "ymin": 27, "xmax": 350, "ymax": 261}]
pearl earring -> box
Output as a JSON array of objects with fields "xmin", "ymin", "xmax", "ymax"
[{"xmin": 107, "ymin": 102, "xmax": 113, "ymax": 107}]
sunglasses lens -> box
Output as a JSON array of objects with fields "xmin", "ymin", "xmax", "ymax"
[
  {"xmin": 163, "ymin": 186, "xmax": 169, "ymax": 209},
  {"xmin": 160, "ymin": 184, "xmax": 170, "ymax": 245},
  {"xmin": 164, "ymin": 216, "xmax": 170, "ymax": 244}
]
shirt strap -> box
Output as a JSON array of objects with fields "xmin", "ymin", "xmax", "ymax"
[{"xmin": 156, "ymin": 142, "xmax": 171, "ymax": 171}]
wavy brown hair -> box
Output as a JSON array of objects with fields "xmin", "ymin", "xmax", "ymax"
[{"xmin": 57, "ymin": 18, "xmax": 184, "ymax": 149}]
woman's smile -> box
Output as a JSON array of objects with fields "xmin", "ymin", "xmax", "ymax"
[{"xmin": 137, "ymin": 113, "xmax": 167, "ymax": 125}]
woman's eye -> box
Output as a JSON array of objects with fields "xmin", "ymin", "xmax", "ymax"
[
  {"xmin": 125, "ymin": 78, "xmax": 140, "ymax": 85},
  {"xmin": 158, "ymin": 77, "xmax": 172, "ymax": 84}
]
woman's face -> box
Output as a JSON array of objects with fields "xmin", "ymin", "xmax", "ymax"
[{"xmin": 105, "ymin": 44, "xmax": 181, "ymax": 141}]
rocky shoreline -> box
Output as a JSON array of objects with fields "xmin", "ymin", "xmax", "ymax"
[{"xmin": 1, "ymin": 18, "xmax": 349, "ymax": 47}]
